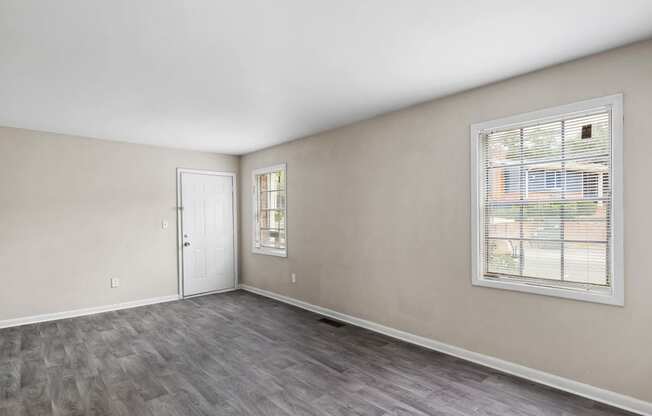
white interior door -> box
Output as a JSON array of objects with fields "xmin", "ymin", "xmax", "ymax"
[{"xmin": 180, "ymin": 172, "xmax": 235, "ymax": 296}]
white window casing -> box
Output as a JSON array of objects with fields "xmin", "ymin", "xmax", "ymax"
[
  {"xmin": 470, "ymin": 94, "xmax": 623, "ymax": 305},
  {"xmin": 252, "ymin": 163, "xmax": 287, "ymax": 257}
]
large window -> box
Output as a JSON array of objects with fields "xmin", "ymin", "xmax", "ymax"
[
  {"xmin": 252, "ymin": 164, "xmax": 287, "ymax": 257},
  {"xmin": 470, "ymin": 95, "xmax": 623, "ymax": 305}
]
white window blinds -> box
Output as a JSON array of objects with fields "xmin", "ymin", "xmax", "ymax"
[{"xmin": 479, "ymin": 107, "xmax": 616, "ymax": 295}]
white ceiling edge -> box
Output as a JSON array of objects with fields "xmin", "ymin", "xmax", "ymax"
[
  {"xmin": 1, "ymin": 38, "xmax": 643, "ymax": 157},
  {"xmin": 240, "ymin": 38, "xmax": 650, "ymax": 156},
  {"xmin": 1, "ymin": 1, "xmax": 652, "ymax": 155}
]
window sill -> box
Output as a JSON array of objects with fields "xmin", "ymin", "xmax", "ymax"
[
  {"xmin": 252, "ymin": 247, "xmax": 287, "ymax": 258},
  {"xmin": 472, "ymin": 276, "xmax": 623, "ymax": 306}
]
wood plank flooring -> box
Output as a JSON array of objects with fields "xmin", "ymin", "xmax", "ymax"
[{"xmin": 0, "ymin": 290, "xmax": 637, "ymax": 415}]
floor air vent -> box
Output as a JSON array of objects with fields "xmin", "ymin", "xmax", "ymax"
[{"xmin": 318, "ymin": 317, "xmax": 346, "ymax": 328}]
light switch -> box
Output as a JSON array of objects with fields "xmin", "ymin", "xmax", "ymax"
[{"xmin": 162, "ymin": 220, "xmax": 169, "ymax": 229}]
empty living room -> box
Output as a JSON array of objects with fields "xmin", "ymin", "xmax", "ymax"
[{"xmin": 1, "ymin": 1, "xmax": 652, "ymax": 415}]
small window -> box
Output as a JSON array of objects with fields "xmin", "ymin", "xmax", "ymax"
[
  {"xmin": 252, "ymin": 164, "xmax": 287, "ymax": 257},
  {"xmin": 470, "ymin": 95, "xmax": 623, "ymax": 305}
]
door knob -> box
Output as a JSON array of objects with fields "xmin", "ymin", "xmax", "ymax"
[{"xmin": 183, "ymin": 242, "xmax": 191, "ymax": 247}]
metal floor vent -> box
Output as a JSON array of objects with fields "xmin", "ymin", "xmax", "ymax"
[{"xmin": 318, "ymin": 317, "xmax": 346, "ymax": 328}]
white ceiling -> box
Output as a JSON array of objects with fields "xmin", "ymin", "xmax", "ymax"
[{"xmin": 1, "ymin": 1, "xmax": 651, "ymax": 155}]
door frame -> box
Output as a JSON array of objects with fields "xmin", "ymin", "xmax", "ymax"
[{"xmin": 176, "ymin": 168, "xmax": 238, "ymax": 299}]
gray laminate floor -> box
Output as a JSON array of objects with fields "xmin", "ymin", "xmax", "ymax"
[{"xmin": 0, "ymin": 290, "xmax": 636, "ymax": 416}]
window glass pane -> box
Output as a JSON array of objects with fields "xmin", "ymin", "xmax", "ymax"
[
  {"xmin": 481, "ymin": 109, "xmax": 611, "ymax": 291},
  {"xmin": 521, "ymin": 121, "xmax": 562, "ymax": 162},
  {"xmin": 488, "ymin": 166, "xmax": 521, "ymax": 202},
  {"xmin": 486, "ymin": 239, "xmax": 520, "ymax": 276},
  {"xmin": 487, "ymin": 201, "xmax": 608, "ymax": 241},
  {"xmin": 259, "ymin": 190, "xmax": 286, "ymax": 210},
  {"xmin": 256, "ymin": 171, "xmax": 284, "ymax": 191},
  {"xmin": 527, "ymin": 169, "xmax": 546, "ymax": 193},
  {"xmin": 583, "ymin": 172, "xmax": 599, "ymax": 198},
  {"xmin": 258, "ymin": 209, "xmax": 285, "ymax": 230},
  {"xmin": 257, "ymin": 174, "xmax": 268, "ymax": 193},
  {"xmin": 563, "ymin": 242, "xmax": 608, "ymax": 285},
  {"xmin": 486, "ymin": 202, "xmax": 562, "ymax": 240},
  {"xmin": 602, "ymin": 172, "xmax": 610, "ymax": 195},
  {"xmin": 522, "ymin": 240, "xmax": 561, "ymax": 281},
  {"xmin": 486, "ymin": 240, "xmax": 564, "ymax": 282},
  {"xmin": 502, "ymin": 167, "xmax": 520, "ymax": 194},
  {"xmin": 486, "ymin": 205, "xmax": 521, "ymax": 239},
  {"xmin": 564, "ymin": 113, "xmax": 610, "ymax": 159},
  {"xmin": 545, "ymin": 171, "xmax": 558, "ymax": 189},
  {"xmin": 257, "ymin": 172, "xmax": 284, "ymax": 191},
  {"xmin": 563, "ymin": 201, "xmax": 608, "ymax": 242},
  {"xmin": 521, "ymin": 158, "xmax": 608, "ymax": 201},
  {"xmin": 566, "ymin": 171, "xmax": 582, "ymax": 192},
  {"xmin": 485, "ymin": 128, "xmax": 521, "ymax": 166},
  {"xmin": 260, "ymin": 229, "xmax": 286, "ymax": 249}
]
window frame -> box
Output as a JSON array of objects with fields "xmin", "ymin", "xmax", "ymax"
[
  {"xmin": 252, "ymin": 163, "xmax": 288, "ymax": 258},
  {"xmin": 470, "ymin": 94, "xmax": 624, "ymax": 306}
]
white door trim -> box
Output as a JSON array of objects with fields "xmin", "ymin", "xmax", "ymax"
[{"xmin": 176, "ymin": 168, "xmax": 238, "ymax": 299}]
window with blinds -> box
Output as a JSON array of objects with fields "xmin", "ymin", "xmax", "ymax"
[
  {"xmin": 471, "ymin": 95, "xmax": 623, "ymax": 305},
  {"xmin": 252, "ymin": 164, "xmax": 287, "ymax": 257}
]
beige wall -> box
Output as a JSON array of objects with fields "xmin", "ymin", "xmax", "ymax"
[
  {"xmin": 240, "ymin": 40, "xmax": 652, "ymax": 402},
  {"xmin": 0, "ymin": 128, "xmax": 238, "ymax": 321}
]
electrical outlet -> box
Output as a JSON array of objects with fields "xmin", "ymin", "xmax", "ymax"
[
  {"xmin": 291, "ymin": 273, "xmax": 296, "ymax": 284},
  {"xmin": 110, "ymin": 278, "xmax": 120, "ymax": 288}
]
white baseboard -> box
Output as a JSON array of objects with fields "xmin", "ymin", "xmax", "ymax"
[
  {"xmin": 0, "ymin": 294, "xmax": 180, "ymax": 329},
  {"xmin": 239, "ymin": 284, "xmax": 651, "ymax": 416}
]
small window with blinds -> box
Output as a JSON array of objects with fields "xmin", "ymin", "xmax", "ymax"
[
  {"xmin": 470, "ymin": 95, "xmax": 623, "ymax": 305},
  {"xmin": 252, "ymin": 164, "xmax": 287, "ymax": 257}
]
